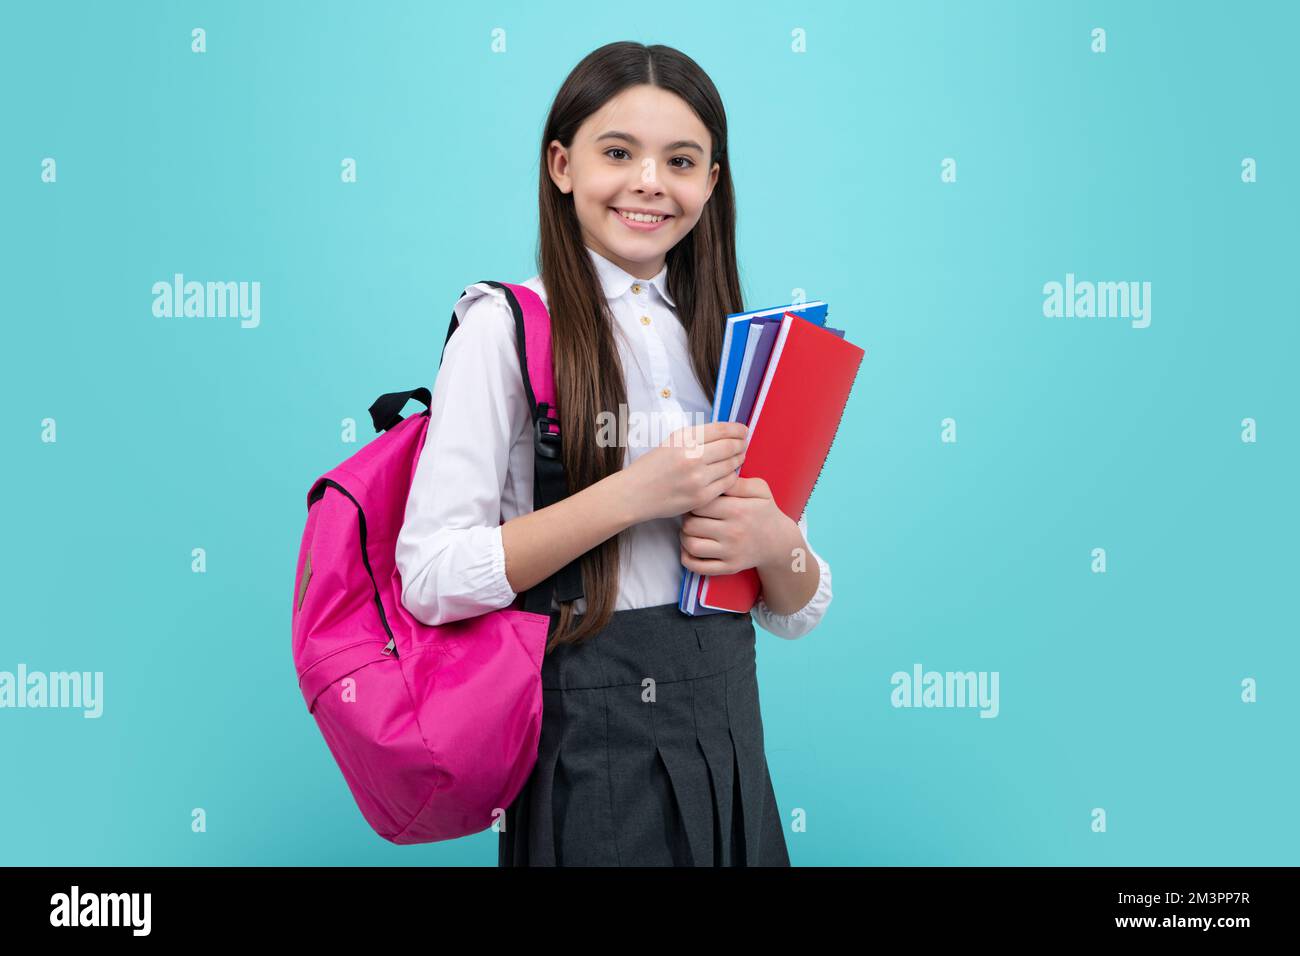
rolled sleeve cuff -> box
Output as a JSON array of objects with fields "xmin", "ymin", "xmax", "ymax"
[
  {"xmin": 463, "ymin": 522, "xmax": 518, "ymax": 611},
  {"xmin": 751, "ymin": 549, "xmax": 832, "ymax": 640},
  {"xmin": 398, "ymin": 524, "xmax": 518, "ymax": 627}
]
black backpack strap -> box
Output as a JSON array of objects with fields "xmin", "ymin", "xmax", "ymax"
[{"xmin": 442, "ymin": 282, "xmax": 585, "ymax": 616}]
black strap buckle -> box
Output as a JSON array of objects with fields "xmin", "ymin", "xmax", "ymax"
[{"xmin": 534, "ymin": 403, "xmax": 561, "ymax": 459}]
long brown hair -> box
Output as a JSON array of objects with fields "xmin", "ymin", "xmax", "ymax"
[{"xmin": 538, "ymin": 41, "xmax": 742, "ymax": 650}]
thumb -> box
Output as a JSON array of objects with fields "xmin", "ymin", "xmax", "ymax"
[{"xmin": 728, "ymin": 476, "xmax": 770, "ymax": 498}]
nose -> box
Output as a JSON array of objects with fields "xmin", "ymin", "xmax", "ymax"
[{"xmin": 631, "ymin": 158, "xmax": 665, "ymax": 198}]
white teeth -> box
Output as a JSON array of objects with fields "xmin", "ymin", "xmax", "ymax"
[{"xmin": 618, "ymin": 209, "xmax": 666, "ymax": 223}]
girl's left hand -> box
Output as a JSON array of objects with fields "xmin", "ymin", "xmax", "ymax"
[{"xmin": 679, "ymin": 476, "xmax": 798, "ymax": 576}]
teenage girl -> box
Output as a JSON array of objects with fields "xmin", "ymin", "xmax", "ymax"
[{"xmin": 395, "ymin": 41, "xmax": 832, "ymax": 867}]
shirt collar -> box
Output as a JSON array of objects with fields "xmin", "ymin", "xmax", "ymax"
[{"xmin": 587, "ymin": 246, "xmax": 676, "ymax": 308}]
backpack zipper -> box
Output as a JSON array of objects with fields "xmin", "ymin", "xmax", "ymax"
[{"xmin": 310, "ymin": 478, "xmax": 401, "ymax": 660}]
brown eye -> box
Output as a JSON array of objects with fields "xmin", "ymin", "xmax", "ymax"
[{"xmin": 605, "ymin": 147, "xmax": 631, "ymax": 160}]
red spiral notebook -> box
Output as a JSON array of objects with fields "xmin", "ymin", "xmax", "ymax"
[{"xmin": 696, "ymin": 312, "xmax": 864, "ymax": 613}]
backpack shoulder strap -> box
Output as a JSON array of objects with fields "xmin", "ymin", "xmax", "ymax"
[
  {"xmin": 441, "ymin": 281, "xmax": 585, "ymax": 615},
  {"xmin": 440, "ymin": 283, "xmax": 551, "ymax": 422}
]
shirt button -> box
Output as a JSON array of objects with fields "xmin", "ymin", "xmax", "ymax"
[
  {"xmin": 660, "ymin": 387, "xmax": 672, "ymax": 399},
  {"xmin": 631, "ymin": 283, "xmax": 643, "ymax": 295},
  {"xmin": 640, "ymin": 315, "xmax": 651, "ymax": 325}
]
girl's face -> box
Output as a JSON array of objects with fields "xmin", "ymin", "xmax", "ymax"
[{"xmin": 548, "ymin": 84, "xmax": 720, "ymax": 281}]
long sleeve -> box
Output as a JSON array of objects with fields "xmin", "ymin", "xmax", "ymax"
[
  {"xmin": 750, "ymin": 513, "xmax": 832, "ymax": 639},
  {"xmin": 395, "ymin": 287, "xmax": 530, "ymax": 626}
]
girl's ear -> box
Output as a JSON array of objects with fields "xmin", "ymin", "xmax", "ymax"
[
  {"xmin": 547, "ymin": 139, "xmax": 573, "ymax": 194},
  {"xmin": 704, "ymin": 161, "xmax": 720, "ymax": 202}
]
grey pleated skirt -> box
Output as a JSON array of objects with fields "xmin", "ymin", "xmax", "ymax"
[{"xmin": 498, "ymin": 601, "xmax": 791, "ymax": 866}]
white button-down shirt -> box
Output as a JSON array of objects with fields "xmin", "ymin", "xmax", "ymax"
[{"xmin": 395, "ymin": 246, "xmax": 832, "ymax": 638}]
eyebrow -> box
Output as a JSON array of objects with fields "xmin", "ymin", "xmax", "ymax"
[{"xmin": 595, "ymin": 130, "xmax": 705, "ymax": 154}]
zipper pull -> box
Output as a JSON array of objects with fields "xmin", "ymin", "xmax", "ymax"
[{"xmin": 382, "ymin": 637, "xmax": 397, "ymax": 657}]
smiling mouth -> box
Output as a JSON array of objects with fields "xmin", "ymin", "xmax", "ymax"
[{"xmin": 611, "ymin": 207, "xmax": 674, "ymax": 224}]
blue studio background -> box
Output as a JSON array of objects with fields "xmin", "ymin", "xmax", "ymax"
[{"xmin": 2, "ymin": 0, "xmax": 1296, "ymax": 866}]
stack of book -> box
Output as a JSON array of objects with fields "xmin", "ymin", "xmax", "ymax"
[{"xmin": 678, "ymin": 298, "xmax": 864, "ymax": 615}]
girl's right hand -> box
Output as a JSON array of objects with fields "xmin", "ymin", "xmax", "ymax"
[{"xmin": 621, "ymin": 421, "xmax": 749, "ymax": 523}]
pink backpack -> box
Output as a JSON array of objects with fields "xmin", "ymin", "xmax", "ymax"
[{"xmin": 290, "ymin": 281, "xmax": 585, "ymax": 844}]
